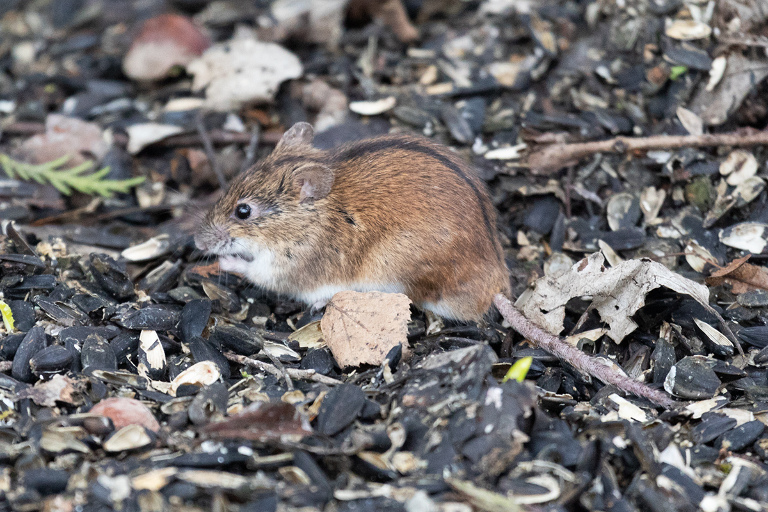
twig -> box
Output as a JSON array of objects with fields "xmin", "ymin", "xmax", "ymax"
[
  {"xmin": 239, "ymin": 125, "xmax": 261, "ymax": 174},
  {"xmin": 29, "ymin": 198, "xmax": 101, "ymax": 226},
  {"xmin": 493, "ymin": 293, "xmax": 676, "ymax": 407},
  {"xmin": 224, "ymin": 351, "xmax": 343, "ymax": 386},
  {"xmin": 264, "ymin": 349, "xmax": 294, "ymax": 391},
  {"xmin": 195, "ymin": 112, "xmax": 228, "ymax": 191},
  {"xmin": 717, "ymin": 34, "xmax": 768, "ymax": 48},
  {"xmin": 160, "ymin": 130, "xmax": 281, "ymax": 148},
  {"xmin": 528, "ymin": 129, "xmax": 768, "ymax": 174},
  {"xmin": 30, "ymin": 204, "xmax": 180, "ymax": 226}
]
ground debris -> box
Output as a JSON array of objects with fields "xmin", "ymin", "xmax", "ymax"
[{"xmin": 2, "ymin": 0, "xmax": 768, "ymax": 510}]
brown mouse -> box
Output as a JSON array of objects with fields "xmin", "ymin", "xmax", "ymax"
[{"xmin": 194, "ymin": 122, "xmax": 510, "ymax": 321}]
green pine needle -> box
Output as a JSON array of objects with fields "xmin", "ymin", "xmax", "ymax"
[{"xmin": 0, "ymin": 153, "xmax": 145, "ymax": 198}]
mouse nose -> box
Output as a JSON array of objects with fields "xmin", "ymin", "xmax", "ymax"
[
  {"xmin": 194, "ymin": 225, "xmax": 229, "ymax": 253},
  {"xmin": 195, "ymin": 233, "xmax": 208, "ymax": 251},
  {"xmin": 193, "ymin": 232, "xmax": 209, "ymax": 252}
]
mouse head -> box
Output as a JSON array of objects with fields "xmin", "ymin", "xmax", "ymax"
[{"xmin": 195, "ymin": 122, "xmax": 335, "ymax": 260}]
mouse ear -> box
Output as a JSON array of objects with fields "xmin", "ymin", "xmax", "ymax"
[
  {"xmin": 277, "ymin": 122, "xmax": 314, "ymax": 150},
  {"xmin": 293, "ymin": 164, "xmax": 333, "ymax": 203}
]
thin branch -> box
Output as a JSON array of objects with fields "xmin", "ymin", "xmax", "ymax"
[
  {"xmin": 717, "ymin": 34, "xmax": 768, "ymax": 48},
  {"xmin": 493, "ymin": 293, "xmax": 676, "ymax": 407},
  {"xmin": 264, "ymin": 348, "xmax": 294, "ymax": 391},
  {"xmin": 239, "ymin": 125, "xmax": 261, "ymax": 174},
  {"xmin": 224, "ymin": 351, "xmax": 343, "ymax": 386},
  {"xmin": 195, "ymin": 112, "xmax": 228, "ymax": 191},
  {"xmin": 167, "ymin": 130, "xmax": 281, "ymax": 147},
  {"xmin": 527, "ymin": 129, "xmax": 768, "ymax": 174}
]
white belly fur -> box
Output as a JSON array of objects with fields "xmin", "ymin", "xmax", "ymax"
[{"xmin": 297, "ymin": 282, "xmax": 407, "ymax": 305}]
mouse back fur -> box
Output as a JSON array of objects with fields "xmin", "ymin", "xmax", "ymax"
[{"xmin": 195, "ymin": 122, "xmax": 509, "ymax": 321}]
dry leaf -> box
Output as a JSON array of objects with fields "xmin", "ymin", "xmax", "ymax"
[
  {"xmin": 706, "ymin": 255, "xmax": 768, "ymax": 294},
  {"xmin": 665, "ymin": 19, "xmax": 712, "ymax": 40},
  {"xmin": 719, "ymin": 222, "xmax": 768, "ymax": 253},
  {"xmin": 689, "ymin": 54, "xmax": 768, "ymax": 126},
  {"xmin": 187, "ymin": 32, "xmax": 302, "ymax": 111},
  {"xmin": 720, "ymin": 150, "xmax": 758, "ymax": 186},
  {"xmin": 320, "ymin": 291, "xmax": 411, "ymax": 368},
  {"xmin": 18, "ymin": 114, "xmax": 109, "ymax": 166},
  {"xmin": 15, "ymin": 374, "xmax": 81, "ymax": 407},
  {"xmin": 516, "ymin": 252, "xmax": 710, "ymax": 343}
]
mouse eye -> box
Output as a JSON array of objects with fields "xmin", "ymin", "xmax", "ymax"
[{"xmin": 234, "ymin": 203, "xmax": 252, "ymax": 220}]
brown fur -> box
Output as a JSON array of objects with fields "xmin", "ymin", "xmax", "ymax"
[{"xmin": 196, "ymin": 124, "xmax": 510, "ymax": 321}]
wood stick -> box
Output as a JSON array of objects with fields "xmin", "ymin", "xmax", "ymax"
[
  {"xmin": 195, "ymin": 112, "xmax": 228, "ymax": 190},
  {"xmin": 528, "ymin": 130, "xmax": 768, "ymax": 174},
  {"xmin": 224, "ymin": 351, "xmax": 343, "ymax": 386},
  {"xmin": 493, "ymin": 293, "xmax": 676, "ymax": 407}
]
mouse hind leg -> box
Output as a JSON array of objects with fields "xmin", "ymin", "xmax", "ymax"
[
  {"xmin": 408, "ymin": 258, "xmax": 509, "ymax": 322},
  {"xmin": 408, "ymin": 274, "xmax": 494, "ymax": 322},
  {"xmin": 418, "ymin": 293, "xmax": 493, "ymax": 322}
]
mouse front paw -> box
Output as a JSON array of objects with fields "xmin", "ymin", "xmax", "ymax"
[{"xmin": 310, "ymin": 300, "xmax": 328, "ymax": 315}]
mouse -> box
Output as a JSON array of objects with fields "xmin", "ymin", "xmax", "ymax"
[{"xmin": 194, "ymin": 122, "xmax": 510, "ymax": 321}]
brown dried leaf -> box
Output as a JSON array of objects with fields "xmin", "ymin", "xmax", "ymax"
[
  {"xmin": 15, "ymin": 375, "xmax": 82, "ymax": 407},
  {"xmin": 187, "ymin": 33, "xmax": 302, "ymax": 112},
  {"xmin": 18, "ymin": 114, "xmax": 109, "ymax": 166},
  {"xmin": 689, "ymin": 54, "xmax": 768, "ymax": 126},
  {"xmin": 517, "ymin": 253, "xmax": 711, "ymax": 343},
  {"xmin": 706, "ymin": 255, "xmax": 768, "ymax": 294},
  {"xmin": 348, "ymin": 0, "xmax": 419, "ymax": 43},
  {"xmin": 320, "ymin": 291, "xmax": 411, "ymax": 368},
  {"xmin": 372, "ymin": 0, "xmax": 420, "ymax": 42}
]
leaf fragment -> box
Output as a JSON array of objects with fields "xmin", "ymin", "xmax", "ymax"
[
  {"xmin": 516, "ymin": 252, "xmax": 711, "ymax": 343},
  {"xmin": 706, "ymin": 255, "xmax": 768, "ymax": 294}
]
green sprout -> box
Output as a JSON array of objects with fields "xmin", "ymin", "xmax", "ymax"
[
  {"xmin": 669, "ymin": 65, "xmax": 688, "ymax": 80},
  {"xmin": 0, "ymin": 300, "xmax": 14, "ymax": 332},
  {"xmin": 0, "ymin": 153, "xmax": 145, "ymax": 197},
  {"xmin": 503, "ymin": 356, "xmax": 533, "ymax": 383}
]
